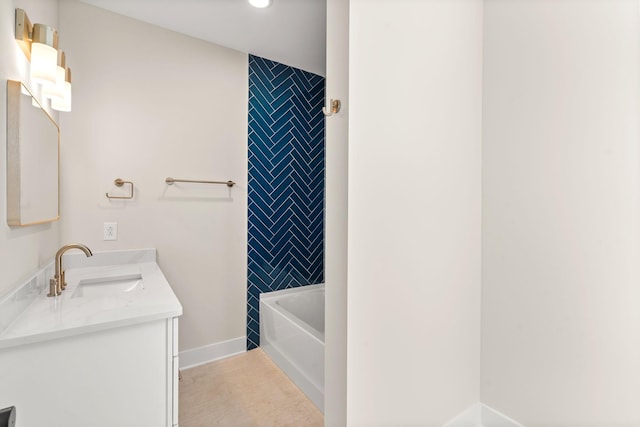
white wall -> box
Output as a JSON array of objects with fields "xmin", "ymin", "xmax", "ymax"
[
  {"xmin": 347, "ymin": 0, "xmax": 483, "ymax": 425},
  {"xmin": 482, "ymin": 0, "xmax": 640, "ymax": 424},
  {"xmin": 0, "ymin": 0, "xmax": 62, "ymax": 297},
  {"xmin": 324, "ymin": 0, "xmax": 348, "ymax": 424},
  {"xmin": 58, "ymin": 0, "xmax": 248, "ymax": 353}
]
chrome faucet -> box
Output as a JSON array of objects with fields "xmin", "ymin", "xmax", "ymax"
[{"xmin": 48, "ymin": 243, "xmax": 93, "ymax": 297}]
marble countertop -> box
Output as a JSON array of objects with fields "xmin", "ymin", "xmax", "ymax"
[{"xmin": 0, "ymin": 249, "xmax": 182, "ymax": 349}]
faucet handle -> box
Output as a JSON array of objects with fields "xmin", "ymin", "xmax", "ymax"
[
  {"xmin": 48, "ymin": 278, "xmax": 60, "ymax": 297},
  {"xmin": 60, "ymin": 270, "xmax": 67, "ymax": 290}
]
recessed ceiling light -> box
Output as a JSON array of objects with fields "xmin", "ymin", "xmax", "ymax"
[{"xmin": 249, "ymin": 0, "xmax": 272, "ymax": 8}]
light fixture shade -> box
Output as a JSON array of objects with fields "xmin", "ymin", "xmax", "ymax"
[
  {"xmin": 51, "ymin": 67, "xmax": 71, "ymax": 112},
  {"xmin": 249, "ymin": 0, "xmax": 272, "ymax": 8},
  {"xmin": 30, "ymin": 24, "xmax": 58, "ymax": 85},
  {"xmin": 42, "ymin": 51, "xmax": 66, "ymax": 100}
]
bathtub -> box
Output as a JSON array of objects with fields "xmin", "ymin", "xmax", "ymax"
[{"xmin": 260, "ymin": 283, "xmax": 324, "ymax": 411}]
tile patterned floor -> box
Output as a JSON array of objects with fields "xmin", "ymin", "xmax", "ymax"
[{"xmin": 179, "ymin": 348, "xmax": 323, "ymax": 427}]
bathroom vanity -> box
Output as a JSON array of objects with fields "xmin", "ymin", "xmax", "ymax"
[{"xmin": 0, "ymin": 249, "xmax": 182, "ymax": 427}]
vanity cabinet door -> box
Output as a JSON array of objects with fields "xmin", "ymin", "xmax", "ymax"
[{"xmin": 0, "ymin": 320, "xmax": 173, "ymax": 427}]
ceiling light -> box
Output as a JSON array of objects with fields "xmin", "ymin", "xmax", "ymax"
[{"xmin": 249, "ymin": 0, "xmax": 272, "ymax": 8}]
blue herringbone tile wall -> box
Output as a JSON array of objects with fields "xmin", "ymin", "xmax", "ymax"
[{"xmin": 247, "ymin": 55, "xmax": 325, "ymax": 350}]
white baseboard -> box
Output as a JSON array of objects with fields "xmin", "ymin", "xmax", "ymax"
[
  {"xmin": 179, "ymin": 336, "xmax": 246, "ymax": 369},
  {"xmin": 443, "ymin": 403, "xmax": 482, "ymax": 427},
  {"xmin": 481, "ymin": 404, "xmax": 525, "ymax": 427},
  {"xmin": 443, "ymin": 402, "xmax": 525, "ymax": 427}
]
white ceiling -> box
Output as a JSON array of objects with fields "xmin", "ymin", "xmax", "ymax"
[{"xmin": 80, "ymin": 0, "xmax": 327, "ymax": 76}]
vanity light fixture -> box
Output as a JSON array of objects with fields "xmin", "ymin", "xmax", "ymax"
[
  {"xmin": 15, "ymin": 8, "xmax": 72, "ymax": 112},
  {"xmin": 249, "ymin": 0, "xmax": 272, "ymax": 8},
  {"xmin": 15, "ymin": 9, "xmax": 58, "ymax": 86}
]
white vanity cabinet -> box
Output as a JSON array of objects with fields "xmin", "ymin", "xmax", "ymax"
[
  {"xmin": 0, "ymin": 249, "xmax": 182, "ymax": 427},
  {"xmin": 0, "ymin": 317, "xmax": 179, "ymax": 427}
]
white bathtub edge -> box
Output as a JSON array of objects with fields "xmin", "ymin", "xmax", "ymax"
[
  {"xmin": 260, "ymin": 284, "xmax": 325, "ymax": 413},
  {"xmin": 262, "ymin": 340, "xmax": 324, "ymax": 411},
  {"xmin": 260, "ymin": 283, "xmax": 325, "ymax": 302},
  {"xmin": 260, "ymin": 284, "xmax": 325, "ymax": 343},
  {"xmin": 179, "ymin": 336, "xmax": 246, "ymax": 370}
]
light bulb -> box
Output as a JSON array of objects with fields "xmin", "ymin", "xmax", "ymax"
[
  {"xmin": 30, "ymin": 24, "xmax": 58, "ymax": 86},
  {"xmin": 51, "ymin": 67, "xmax": 71, "ymax": 112},
  {"xmin": 42, "ymin": 64, "xmax": 65, "ymax": 99},
  {"xmin": 249, "ymin": 0, "xmax": 272, "ymax": 8}
]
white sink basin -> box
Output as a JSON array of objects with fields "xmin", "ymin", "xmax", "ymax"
[{"xmin": 71, "ymin": 273, "xmax": 144, "ymax": 298}]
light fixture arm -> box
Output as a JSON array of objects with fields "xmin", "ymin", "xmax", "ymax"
[{"xmin": 14, "ymin": 8, "xmax": 33, "ymax": 60}]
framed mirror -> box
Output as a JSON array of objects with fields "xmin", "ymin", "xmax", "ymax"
[{"xmin": 6, "ymin": 80, "xmax": 60, "ymax": 226}]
